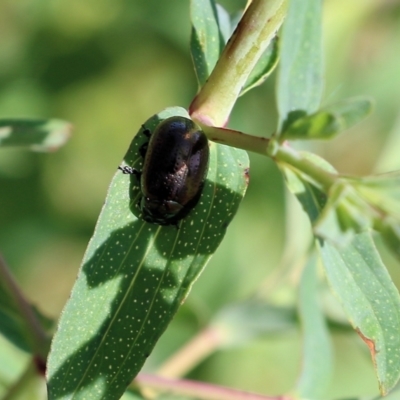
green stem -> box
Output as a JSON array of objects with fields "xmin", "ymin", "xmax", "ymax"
[
  {"xmin": 201, "ymin": 125, "xmax": 270, "ymax": 155},
  {"xmin": 0, "ymin": 253, "xmax": 50, "ymax": 361},
  {"xmin": 203, "ymin": 122, "xmax": 338, "ymax": 192},
  {"xmin": 274, "ymin": 144, "xmax": 338, "ymax": 191},
  {"xmin": 190, "ymin": 0, "xmax": 288, "ymax": 127}
]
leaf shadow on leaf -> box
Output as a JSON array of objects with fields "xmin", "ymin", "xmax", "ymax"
[
  {"xmin": 47, "ymin": 107, "xmax": 249, "ymax": 399},
  {"xmin": 47, "ymin": 182, "xmax": 242, "ymax": 400}
]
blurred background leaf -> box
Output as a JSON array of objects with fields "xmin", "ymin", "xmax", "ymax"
[
  {"xmin": 0, "ymin": 119, "xmax": 71, "ymax": 151},
  {"xmin": 0, "ymin": 0, "xmax": 400, "ymax": 399}
]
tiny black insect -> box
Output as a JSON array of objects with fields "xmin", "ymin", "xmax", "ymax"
[{"xmin": 119, "ymin": 116, "xmax": 209, "ymax": 226}]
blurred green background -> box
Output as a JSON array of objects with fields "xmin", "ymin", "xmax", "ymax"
[{"xmin": 0, "ymin": 0, "xmax": 400, "ymax": 399}]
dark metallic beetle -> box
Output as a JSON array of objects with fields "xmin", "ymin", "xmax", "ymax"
[{"xmin": 119, "ymin": 116, "xmax": 209, "ymax": 226}]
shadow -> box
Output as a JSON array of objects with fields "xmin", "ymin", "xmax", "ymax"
[
  {"xmin": 47, "ymin": 176, "xmax": 239, "ymax": 398},
  {"xmin": 47, "ymin": 219, "xmax": 179, "ymax": 398},
  {"xmin": 47, "ymin": 111, "xmax": 248, "ymax": 398}
]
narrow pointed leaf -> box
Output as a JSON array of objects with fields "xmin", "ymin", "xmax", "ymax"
[
  {"xmin": 294, "ymin": 255, "xmax": 333, "ymax": 400},
  {"xmin": 318, "ymin": 233, "xmax": 400, "ymax": 395},
  {"xmin": 322, "ymin": 96, "xmax": 374, "ymax": 131},
  {"xmin": 0, "ymin": 119, "xmax": 71, "ymax": 151},
  {"xmin": 277, "ymin": 0, "xmax": 323, "ymax": 132},
  {"xmin": 282, "ymin": 97, "xmax": 374, "ymax": 140},
  {"xmin": 46, "ymin": 107, "xmax": 249, "ymax": 400},
  {"xmin": 282, "ymin": 112, "xmax": 340, "ymax": 141},
  {"xmin": 190, "ymin": 0, "xmax": 225, "ymax": 86},
  {"xmin": 240, "ymin": 36, "xmax": 279, "ymax": 96}
]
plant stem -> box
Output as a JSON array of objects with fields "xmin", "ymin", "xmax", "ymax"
[
  {"xmin": 190, "ymin": 0, "xmax": 288, "ymax": 127},
  {"xmin": 156, "ymin": 326, "xmax": 223, "ymax": 378},
  {"xmin": 201, "ymin": 125, "xmax": 270, "ymax": 155},
  {"xmin": 203, "ymin": 123, "xmax": 338, "ymax": 192},
  {"xmin": 274, "ymin": 144, "xmax": 338, "ymax": 191},
  {"xmin": 0, "ymin": 253, "xmax": 50, "ymax": 361},
  {"xmin": 135, "ymin": 374, "xmax": 292, "ymax": 400}
]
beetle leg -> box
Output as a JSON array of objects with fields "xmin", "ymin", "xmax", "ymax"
[
  {"xmin": 118, "ymin": 165, "xmax": 141, "ymax": 179},
  {"xmin": 173, "ymin": 220, "xmax": 181, "ymax": 230},
  {"xmin": 141, "ymin": 125, "xmax": 151, "ymax": 138},
  {"xmin": 139, "ymin": 142, "xmax": 148, "ymax": 158}
]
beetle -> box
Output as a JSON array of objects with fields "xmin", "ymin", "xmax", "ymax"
[{"xmin": 119, "ymin": 116, "xmax": 209, "ymax": 226}]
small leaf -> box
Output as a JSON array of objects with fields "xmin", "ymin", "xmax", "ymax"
[
  {"xmin": 313, "ymin": 181, "xmax": 374, "ymax": 246},
  {"xmin": 280, "ymin": 154, "xmax": 377, "ymax": 245},
  {"xmin": 0, "ymin": 119, "xmax": 71, "ymax": 151},
  {"xmin": 190, "ymin": 0, "xmax": 225, "ymax": 87},
  {"xmin": 46, "ymin": 107, "xmax": 249, "ymax": 400},
  {"xmin": 280, "ymin": 151, "xmax": 335, "ymax": 223},
  {"xmin": 240, "ymin": 36, "xmax": 279, "ymax": 96},
  {"xmin": 277, "ymin": 0, "xmax": 323, "ymax": 132},
  {"xmin": 282, "ymin": 112, "xmax": 340, "ymax": 141},
  {"xmin": 282, "ymin": 97, "xmax": 374, "ymax": 140},
  {"xmin": 211, "ymin": 300, "xmax": 296, "ymax": 348},
  {"xmin": 318, "ymin": 232, "xmax": 400, "ymax": 395},
  {"xmin": 294, "ymin": 255, "xmax": 333, "ymax": 400},
  {"xmin": 352, "ymin": 171, "xmax": 400, "ymax": 222},
  {"xmin": 323, "ymin": 96, "xmax": 374, "ymax": 131},
  {"xmin": 350, "ymin": 171, "xmax": 400, "ymax": 260}
]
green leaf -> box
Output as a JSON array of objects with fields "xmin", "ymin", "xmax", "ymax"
[
  {"xmin": 280, "ymin": 153, "xmax": 373, "ymax": 245},
  {"xmin": 353, "ymin": 171, "xmax": 400, "ymax": 222},
  {"xmin": 240, "ymin": 36, "xmax": 279, "ymax": 96},
  {"xmin": 313, "ymin": 181, "xmax": 374, "ymax": 246},
  {"xmin": 351, "ymin": 171, "xmax": 400, "ymax": 260},
  {"xmin": 46, "ymin": 107, "xmax": 249, "ymax": 400},
  {"xmin": 190, "ymin": 0, "xmax": 225, "ymax": 87},
  {"xmin": 318, "ymin": 232, "xmax": 400, "ymax": 395},
  {"xmin": 0, "ymin": 268, "xmax": 53, "ymax": 353},
  {"xmin": 322, "ymin": 96, "xmax": 374, "ymax": 131},
  {"xmin": 277, "ymin": 0, "xmax": 323, "ymax": 132},
  {"xmin": 215, "ymin": 4, "xmax": 232, "ymax": 44},
  {"xmin": 0, "ymin": 119, "xmax": 71, "ymax": 151},
  {"xmin": 282, "ymin": 97, "xmax": 374, "ymax": 140},
  {"xmin": 280, "ymin": 151, "xmax": 335, "ymax": 223},
  {"xmin": 373, "ymin": 383, "xmax": 400, "ymax": 399},
  {"xmin": 282, "ymin": 112, "xmax": 339, "ymax": 141},
  {"xmin": 211, "ymin": 300, "xmax": 296, "ymax": 348},
  {"xmin": 294, "ymin": 255, "xmax": 333, "ymax": 400},
  {"xmin": 281, "ymin": 156, "xmax": 400, "ymax": 394},
  {"xmin": 0, "ymin": 303, "xmax": 52, "ymax": 354}
]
